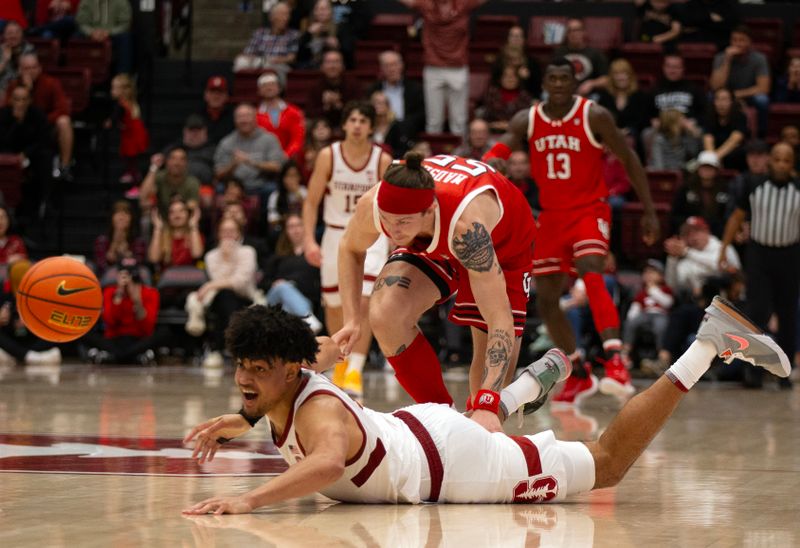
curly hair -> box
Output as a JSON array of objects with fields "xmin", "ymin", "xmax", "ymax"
[{"xmin": 225, "ymin": 305, "xmax": 319, "ymax": 365}]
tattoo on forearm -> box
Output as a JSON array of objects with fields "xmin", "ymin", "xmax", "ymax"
[
  {"xmin": 453, "ymin": 222, "xmax": 496, "ymax": 272},
  {"xmin": 374, "ymin": 275, "xmax": 411, "ymax": 291},
  {"xmin": 485, "ymin": 329, "xmax": 513, "ymax": 392}
]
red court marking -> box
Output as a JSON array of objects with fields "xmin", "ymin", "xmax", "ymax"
[{"xmin": 0, "ymin": 433, "xmax": 288, "ymax": 477}]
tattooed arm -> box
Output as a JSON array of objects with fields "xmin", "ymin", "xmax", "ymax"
[
  {"xmin": 334, "ymin": 186, "xmax": 382, "ymax": 355},
  {"xmin": 451, "ymin": 193, "xmax": 515, "ymax": 432}
]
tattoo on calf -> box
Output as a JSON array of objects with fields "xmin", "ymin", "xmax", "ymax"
[
  {"xmin": 374, "ymin": 275, "xmax": 411, "ymax": 291},
  {"xmin": 453, "ymin": 222, "xmax": 496, "ymax": 272},
  {"xmin": 485, "ymin": 329, "xmax": 513, "ymax": 392}
]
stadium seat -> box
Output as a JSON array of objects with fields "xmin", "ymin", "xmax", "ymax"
[
  {"xmin": 0, "ymin": 155, "xmax": 24, "ymax": 209},
  {"xmin": 284, "ymin": 70, "xmax": 321, "ymax": 109},
  {"xmin": 583, "ymin": 17, "xmax": 623, "ymax": 51},
  {"xmin": 752, "ymin": 43, "xmax": 777, "ymax": 70},
  {"xmin": 473, "ymin": 15, "xmax": 519, "ymax": 46},
  {"xmin": 767, "ymin": 103, "xmax": 800, "ymax": 138},
  {"xmin": 156, "ymin": 266, "xmax": 209, "ymax": 317},
  {"xmin": 620, "ymin": 202, "xmax": 670, "ymax": 263},
  {"xmin": 230, "ymin": 69, "xmax": 260, "ymax": 104},
  {"xmin": 468, "ymin": 45, "xmax": 497, "ymax": 73},
  {"xmin": 618, "ymin": 43, "xmax": 664, "ymax": 83},
  {"xmin": 367, "ymin": 13, "xmax": 414, "ymax": 43},
  {"xmin": 677, "ymin": 43, "xmax": 717, "ymax": 80},
  {"xmin": 64, "ymin": 39, "xmax": 111, "ymax": 85},
  {"xmin": 354, "ymin": 41, "xmax": 399, "ymax": 73},
  {"xmin": 645, "ymin": 170, "xmax": 682, "ymax": 204},
  {"xmin": 28, "ymin": 37, "xmax": 60, "ymax": 70},
  {"xmin": 48, "ymin": 67, "xmax": 91, "ymax": 114},
  {"xmin": 745, "ymin": 18, "xmax": 783, "ymax": 57},
  {"xmin": 417, "ymin": 133, "xmax": 463, "ymax": 155}
]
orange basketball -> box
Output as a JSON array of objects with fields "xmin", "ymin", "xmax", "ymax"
[{"xmin": 16, "ymin": 256, "xmax": 103, "ymax": 343}]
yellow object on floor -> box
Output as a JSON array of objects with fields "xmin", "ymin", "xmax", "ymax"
[
  {"xmin": 332, "ymin": 360, "xmax": 348, "ymax": 387},
  {"xmin": 342, "ymin": 369, "xmax": 363, "ymax": 398}
]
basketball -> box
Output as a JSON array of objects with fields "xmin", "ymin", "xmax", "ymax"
[{"xmin": 16, "ymin": 256, "xmax": 102, "ymax": 343}]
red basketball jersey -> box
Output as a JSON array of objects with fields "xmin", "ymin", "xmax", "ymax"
[
  {"xmin": 374, "ymin": 155, "xmax": 536, "ymax": 270},
  {"xmin": 528, "ymin": 96, "xmax": 608, "ymax": 210}
]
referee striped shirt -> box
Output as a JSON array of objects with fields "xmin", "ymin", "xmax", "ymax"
[{"xmin": 737, "ymin": 175, "xmax": 800, "ymax": 247}]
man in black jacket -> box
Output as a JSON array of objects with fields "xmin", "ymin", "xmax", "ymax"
[{"xmin": 366, "ymin": 50, "xmax": 425, "ymax": 151}]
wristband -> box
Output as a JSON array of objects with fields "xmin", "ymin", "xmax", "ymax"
[
  {"xmin": 238, "ymin": 408, "xmax": 263, "ymax": 427},
  {"xmin": 482, "ymin": 142, "xmax": 512, "ymax": 162},
  {"xmin": 473, "ymin": 389, "xmax": 501, "ymax": 415}
]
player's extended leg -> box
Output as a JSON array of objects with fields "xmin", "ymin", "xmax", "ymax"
[
  {"xmin": 585, "ymin": 296, "xmax": 791, "ymax": 489},
  {"xmin": 574, "ymin": 254, "xmax": 633, "ymax": 400},
  {"xmin": 369, "ymin": 260, "xmax": 452, "ymax": 405},
  {"xmin": 537, "ymin": 272, "xmax": 599, "ymax": 406},
  {"xmin": 467, "ymin": 327, "xmax": 521, "ymax": 402}
]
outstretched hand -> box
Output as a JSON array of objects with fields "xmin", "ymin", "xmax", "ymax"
[
  {"xmin": 182, "ymin": 495, "xmax": 254, "ymax": 515},
  {"xmin": 183, "ymin": 414, "xmax": 252, "ymax": 464}
]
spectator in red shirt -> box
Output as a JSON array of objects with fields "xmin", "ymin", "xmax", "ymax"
[
  {"xmin": 255, "ymin": 70, "xmax": 305, "ymax": 163},
  {"xmin": 0, "ymin": 205, "xmax": 26, "ymax": 265},
  {"xmin": 148, "ymin": 198, "xmax": 205, "ymax": 270},
  {"xmin": 8, "ymin": 53, "xmax": 74, "ymax": 179},
  {"xmin": 83, "ymin": 257, "xmax": 167, "ymax": 365},
  {"xmin": 397, "ymin": 0, "xmax": 488, "ymax": 136}
]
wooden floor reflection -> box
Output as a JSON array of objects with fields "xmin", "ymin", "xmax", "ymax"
[{"xmin": 2, "ymin": 362, "xmax": 800, "ymax": 547}]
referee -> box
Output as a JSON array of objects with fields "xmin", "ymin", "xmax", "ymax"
[{"xmin": 720, "ymin": 142, "xmax": 800, "ymax": 388}]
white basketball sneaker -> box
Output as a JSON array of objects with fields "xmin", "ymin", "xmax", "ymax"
[
  {"xmin": 696, "ymin": 296, "xmax": 790, "ymax": 378},
  {"xmin": 521, "ymin": 348, "xmax": 573, "ymax": 415}
]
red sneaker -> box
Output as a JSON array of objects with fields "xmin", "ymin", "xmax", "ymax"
[
  {"xmin": 551, "ymin": 363, "xmax": 598, "ymax": 407},
  {"xmin": 599, "ymin": 353, "xmax": 635, "ymax": 400}
]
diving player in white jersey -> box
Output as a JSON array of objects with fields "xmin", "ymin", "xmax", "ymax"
[
  {"xmin": 302, "ymin": 101, "xmax": 393, "ymax": 398},
  {"xmin": 183, "ymin": 301, "xmax": 789, "ymax": 513}
]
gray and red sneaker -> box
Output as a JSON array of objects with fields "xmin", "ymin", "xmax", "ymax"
[{"xmin": 697, "ymin": 296, "xmax": 790, "ymax": 378}]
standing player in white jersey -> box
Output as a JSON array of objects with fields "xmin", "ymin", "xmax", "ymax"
[
  {"xmin": 182, "ymin": 302, "xmax": 789, "ymax": 513},
  {"xmin": 302, "ymin": 101, "xmax": 393, "ymax": 398}
]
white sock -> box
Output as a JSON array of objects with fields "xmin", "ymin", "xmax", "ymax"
[
  {"xmin": 501, "ymin": 373, "xmax": 543, "ymax": 415},
  {"xmin": 348, "ymin": 352, "xmax": 367, "ymax": 373},
  {"xmin": 665, "ymin": 340, "xmax": 718, "ymax": 391}
]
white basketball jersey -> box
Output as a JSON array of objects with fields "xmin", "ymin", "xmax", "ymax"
[
  {"xmin": 323, "ymin": 141, "xmax": 383, "ymax": 227},
  {"xmin": 270, "ymin": 370, "xmax": 424, "ymax": 503}
]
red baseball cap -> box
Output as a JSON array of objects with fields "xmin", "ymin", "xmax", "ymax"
[
  {"xmin": 206, "ymin": 76, "xmax": 228, "ymax": 92},
  {"xmin": 684, "ymin": 216, "xmax": 709, "ymax": 232}
]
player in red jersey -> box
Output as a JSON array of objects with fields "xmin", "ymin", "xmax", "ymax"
[
  {"xmin": 334, "ymin": 152, "xmax": 538, "ymax": 433},
  {"xmin": 485, "ymin": 57, "xmax": 660, "ymax": 406}
]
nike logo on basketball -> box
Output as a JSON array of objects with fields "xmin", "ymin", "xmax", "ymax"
[
  {"xmin": 725, "ymin": 333, "xmax": 750, "ymax": 351},
  {"xmin": 56, "ymin": 281, "xmax": 93, "ymax": 296}
]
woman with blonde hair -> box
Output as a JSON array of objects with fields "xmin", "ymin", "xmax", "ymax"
[
  {"xmin": 649, "ymin": 109, "xmax": 702, "ymax": 170},
  {"xmin": 370, "ymin": 90, "xmax": 407, "ymax": 156},
  {"xmin": 593, "ymin": 58, "xmax": 650, "ymax": 137},
  {"xmin": 110, "ymin": 73, "xmax": 150, "ymax": 184}
]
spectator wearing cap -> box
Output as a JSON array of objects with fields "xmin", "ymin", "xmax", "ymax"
[
  {"xmin": 366, "ymin": 50, "xmax": 425, "ymax": 144},
  {"xmin": 664, "ymin": 215, "xmax": 740, "ymax": 296},
  {"xmin": 774, "ymin": 57, "xmax": 800, "ymax": 104},
  {"xmin": 670, "ymin": 151, "xmax": 731, "ymax": 236},
  {"xmin": 720, "ymin": 142, "xmax": 800, "ymax": 388},
  {"xmin": 703, "ymin": 87, "xmax": 748, "ymax": 171},
  {"xmin": 82, "ymin": 257, "xmax": 165, "ymax": 365},
  {"xmin": 6, "ymin": 53, "xmax": 74, "ymax": 180},
  {"xmin": 157, "ymin": 114, "xmax": 216, "ymax": 185},
  {"xmin": 75, "ymin": 0, "xmax": 133, "ymax": 74},
  {"xmin": 196, "ymin": 76, "xmax": 235, "ymax": 146},
  {"xmin": 710, "ymin": 25, "xmax": 770, "ymax": 137},
  {"xmin": 304, "ymin": 49, "xmax": 361, "ymax": 132},
  {"xmin": 236, "ymin": 1, "xmax": 299, "ymax": 78},
  {"xmin": 255, "ymin": 70, "xmax": 306, "ymax": 164},
  {"xmin": 397, "ymin": 0, "xmax": 486, "ymax": 136},
  {"xmin": 139, "ymin": 146, "xmax": 201, "ymax": 219},
  {"xmin": 214, "ymin": 103, "xmax": 287, "ymax": 198},
  {"xmin": 621, "ymin": 259, "xmax": 673, "ymax": 367}
]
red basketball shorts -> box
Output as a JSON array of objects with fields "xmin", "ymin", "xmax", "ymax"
[{"xmin": 533, "ymin": 202, "xmax": 611, "ymax": 277}]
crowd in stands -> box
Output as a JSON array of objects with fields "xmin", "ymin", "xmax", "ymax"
[{"xmin": 0, "ymin": 0, "xmax": 798, "ymax": 387}]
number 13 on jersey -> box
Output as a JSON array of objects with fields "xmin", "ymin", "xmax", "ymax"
[{"xmin": 545, "ymin": 152, "xmax": 571, "ymax": 180}]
